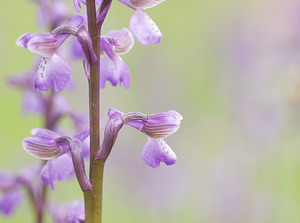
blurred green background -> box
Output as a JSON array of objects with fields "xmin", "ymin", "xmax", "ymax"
[{"xmin": 2, "ymin": 0, "xmax": 300, "ymax": 222}]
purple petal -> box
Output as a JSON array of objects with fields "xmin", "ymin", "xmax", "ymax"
[
  {"xmin": 71, "ymin": 38, "xmax": 84, "ymax": 58},
  {"xmin": 34, "ymin": 54, "xmax": 72, "ymax": 92},
  {"xmin": 107, "ymin": 28, "xmax": 134, "ymax": 54},
  {"xmin": 141, "ymin": 138, "xmax": 177, "ymax": 168},
  {"xmin": 23, "ymin": 128, "xmax": 64, "ymax": 160},
  {"xmin": 0, "ymin": 188, "xmax": 23, "ymax": 216},
  {"xmin": 40, "ymin": 154, "xmax": 74, "ymax": 191},
  {"xmin": 129, "ymin": 9, "xmax": 162, "ymax": 46},
  {"xmin": 100, "ymin": 55, "xmax": 130, "ymax": 89},
  {"xmin": 141, "ymin": 110, "xmax": 183, "ymax": 138},
  {"xmin": 16, "ymin": 33, "xmax": 59, "ymax": 57}
]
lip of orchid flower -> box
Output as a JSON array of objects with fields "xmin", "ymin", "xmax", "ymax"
[{"xmin": 118, "ymin": 0, "xmax": 164, "ymax": 46}]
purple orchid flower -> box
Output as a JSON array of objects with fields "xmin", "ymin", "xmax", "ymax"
[
  {"xmin": 100, "ymin": 28, "xmax": 134, "ymax": 89},
  {"xmin": 118, "ymin": 0, "xmax": 165, "ymax": 46},
  {"xmin": 108, "ymin": 108, "xmax": 182, "ymax": 168},
  {"xmin": 0, "ymin": 171, "xmax": 23, "ymax": 216},
  {"xmin": 22, "ymin": 128, "xmax": 90, "ymax": 190},
  {"xmin": 16, "ymin": 15, "xmax": 84, "ymax": 92}
]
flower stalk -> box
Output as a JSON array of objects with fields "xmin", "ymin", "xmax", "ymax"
[{"xmin": 86, "ymin": 0, "xmax": 102, "ymax": 222}]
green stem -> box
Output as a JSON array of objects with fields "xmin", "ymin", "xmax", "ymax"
[
  {"xmin": 86, "ymin": 0, "xmax": 103, "ymax": 223},
  {"xmin": 84, "ymin": 191, "xmax": 92, "ymax": 223}
]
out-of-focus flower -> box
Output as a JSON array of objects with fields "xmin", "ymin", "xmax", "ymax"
[
  {"xmin": 108, "ymin": 108, "xmax": 182, "ymax": 168},
  {"xmin": 48, "ymin": 200, "xmax": 85, "ymax": 223},
  {"xmin": 0, "ymin": 171, "xmax": 23, "ymax": 216},
  {"xmin": 118, "ymin": 0, "xmax": 164, "ymax": 46},
  {"xmin": 100, "ymin": 28, "xmax": 134, "ymax": 89}
]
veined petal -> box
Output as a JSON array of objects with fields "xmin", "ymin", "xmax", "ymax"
[
  {"xmin": 27, "ymin": 34, "xmax": 59, "ymax": 57},
  {"xmin": 16, "ymin": 33, "xmax": 59, "ymax": 57},
  {"xmin": 40, "ymin": 154, "xmax": 74, "ymax": 191},
  {"xmin": 129, "ymin": 0, "xmax": 165, "ymax": 9},
  {"xmin": 34, "ymin": 54, "xmax": 72, "ymax": 92},
  {"xmin": 22, "ymin": 137, "xmax": 62, "ymax": 160},
  {"xmin": 141, "ymin": 110, "xmax": 183, "ymax": 138},
  {"xmin": 141, "ymin": 138, "xmax": 177, "ymax": 168},
  {"xmin": 23, "ymin": 128, "xmax": 63, "ymax": 160},
  {"xmin": 129, "ymin": 10, "xmax": 162, "ymax": 46},
  {"xmin": 107, "ymin": 28, "xmax": 134, "ymax": 55}
]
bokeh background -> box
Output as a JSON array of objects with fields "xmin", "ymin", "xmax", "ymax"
[{"xmin": 2, "ymin": 0, "xmax": 300, "ymax": 222}]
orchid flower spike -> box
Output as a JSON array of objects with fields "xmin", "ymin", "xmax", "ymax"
[
  {"xmin": 16, "ymin": 16, "xmax": 83, "ymax": 92},
  {"xmin": 100, "ymin": 28, "xmax": 134, "ymax": 89},
  {"xmin": 118, "ymin": 0, "xmax": 165, "ymax": 46},
  {"xmin": 108, "ymin": 108, "xmax": 183, "ymax": 168}
]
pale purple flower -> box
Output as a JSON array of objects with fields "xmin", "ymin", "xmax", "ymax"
[
  {"xmin": 118, "ymin": 0, "xmax": 164, "ymax": 46},
  {"xmin": 0, "ymin": 188, "xmax": 23, "ymax": 216},
  {"xmin": 0, "ymin": 171, "xmax": 23, "ymax": 216},
  {"xmin": 108, "ymin": 108, "xmax": 182, "ymax": 168},
  {"xmin": 100, "ymin": 28, "xmax": 134, "ymax": 89},
  {"xmin": 16, "ymin": 16, "xmax": 83, "ymax": 92},
  {"xmin": 22, "ymin": 128, "xmax": 90, "ymax": 190}
]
